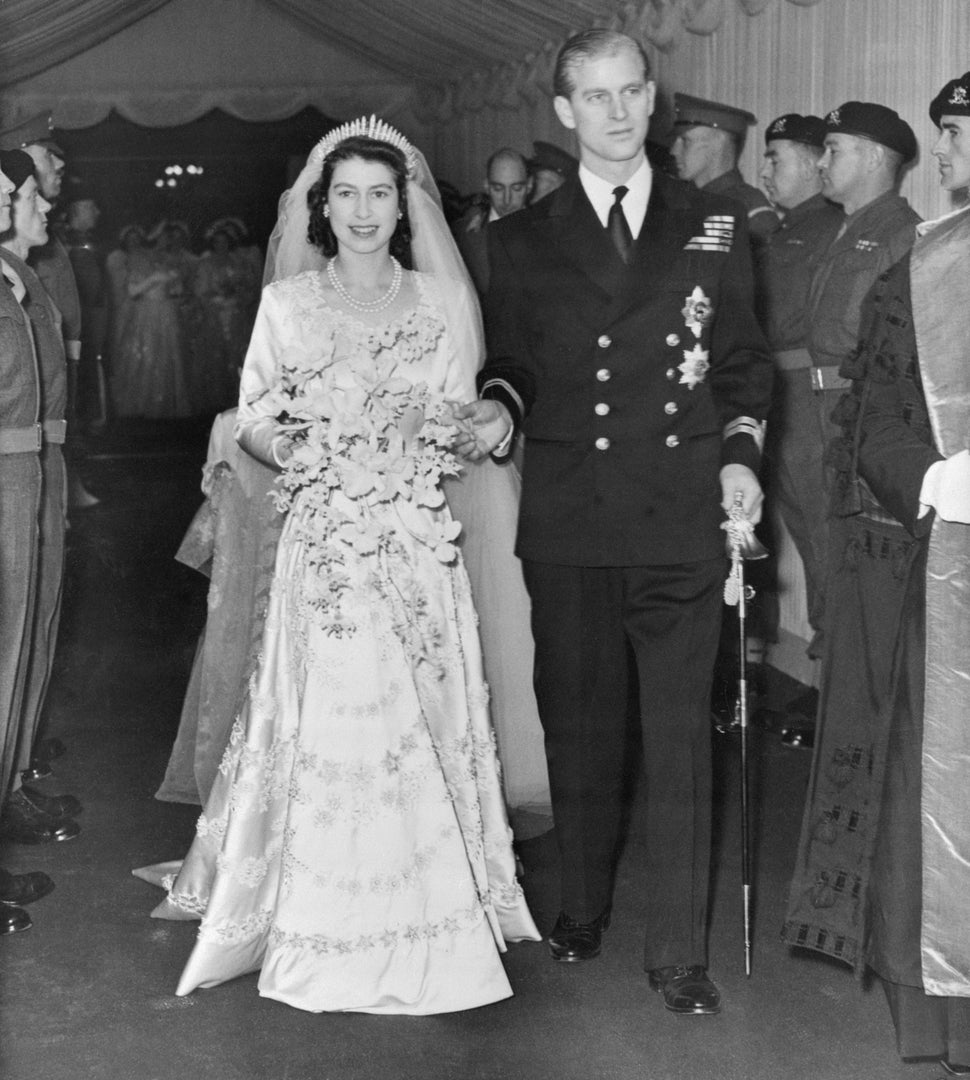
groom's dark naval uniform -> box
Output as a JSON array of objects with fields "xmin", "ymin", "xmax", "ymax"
[{"xmin": 479, "ymin": 165, "xmax": 772, "ymax": 971}]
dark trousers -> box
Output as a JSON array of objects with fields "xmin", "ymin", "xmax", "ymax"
[
  {"xmin": 522, "ymin": 557, "xmax": 724, "ymax": 970},
  {"xmin": 16, "ymin": 445, "xmax": 66, "ymax": 774},
  {"xmin": 764, "ymin": 368, "xmax": 842, "ymax": 641}
]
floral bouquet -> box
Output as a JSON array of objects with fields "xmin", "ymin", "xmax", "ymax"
[{"xmin": 261, "ymin": 319, "xmax": 465, "ymax": 572}]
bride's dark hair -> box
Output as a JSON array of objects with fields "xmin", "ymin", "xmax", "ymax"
[{"xmin": 307, "ymin": 136, "xmax": 413, "ymax": 267}]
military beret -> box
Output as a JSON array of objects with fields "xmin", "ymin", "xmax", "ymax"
[
  {"xmin": 929, "ymin": 72, "xmax": 970, "ymax": 127},
  {"xmin": 0, "ymin": 148, "xmax": 36, "ymax": 191},
  {"xmin": 673, "ymin": 93, "xmax": 757, "ymax": 136},
  {"xmin": 0, "ymin": 111, "xmax": 64, "ymax": 156},
  {"xmin": 823, "ymin": 101, "xmax": 917, "ymax": 163},
  {"xmin": 765, "ymin": 114, "xmax": 827, "ymax": 149},
  {"xmin": 530, "ymin": 140, "xmax": 577, "ymax": 177}
]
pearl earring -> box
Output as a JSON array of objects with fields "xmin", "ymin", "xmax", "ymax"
[
  {"xmin": 323, "ymin": 205, "xmax": 330, "ymax": 218},
  {"xmin": 397, "ymin": 210, "xmax": 403, "ymax": 220}
]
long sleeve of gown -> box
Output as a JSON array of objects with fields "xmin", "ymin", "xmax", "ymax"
[
  {"xmin": 440, "ymin": 279, "xmax": 481, "ymax": 406},
  {"xmin": 234, "ymin": 284, "xmax": 286, "ymax": 467}
]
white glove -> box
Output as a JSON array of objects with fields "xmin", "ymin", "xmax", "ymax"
[{"xmin": 919, "ymin": 448, "xmax": 970, "ymax": 524}]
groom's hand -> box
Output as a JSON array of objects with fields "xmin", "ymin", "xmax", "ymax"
[{"xmin": 450, "ymin": 399, "xmax": 512, "ymax": 461}]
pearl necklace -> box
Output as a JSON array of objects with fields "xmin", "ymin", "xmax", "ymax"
[{"xmin": 327, "ymin": 256, "xmax": 403, "ymax": 312}]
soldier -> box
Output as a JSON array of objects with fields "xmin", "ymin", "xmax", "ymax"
[
  {"xmin": 671, "ymin": 93, "xmax": 779, "ymax": 243},
  {"xmin": 778, "ymin": 101, "xmax": 921, "ymax": 749},
  {"xmin": 0, "ymin": 147, "xmax": 81, "ymax": 850},
  {"xmin": 0, "ymin": 111, "xmax": 99, "ymax": 513},
  {"xmin": 0, "ymin": 114, "xmax": 90, "ymax": 812},
  {"xmin": 755, "ymin": 114, "xmax": 842, "ymax": 736}
]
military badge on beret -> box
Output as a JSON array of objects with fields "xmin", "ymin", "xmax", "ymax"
[
  {"xmin": 823, "ymin": 101, "xmax": 917, "ymax": 163},
  {"xmin": 765, "ymin": 114, "xmax": 827, "ymax": 149},
  {"xmin": 930, "ymin": 72, "xmax": 970, "ymax": 126}
]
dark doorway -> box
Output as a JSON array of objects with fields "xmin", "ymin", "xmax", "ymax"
[{"xmin": 54, "ymin": 106, "xmax": 338, "ymax": 254}]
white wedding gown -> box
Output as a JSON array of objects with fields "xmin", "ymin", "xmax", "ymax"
[{"xmin": 148, "ymin": 270, "xmax": 539, "ymax": 1013}]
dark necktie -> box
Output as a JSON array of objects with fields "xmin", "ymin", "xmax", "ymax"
[{"xmin": 607, "ymin": 185, "xmax": 633, "ymax": 264}]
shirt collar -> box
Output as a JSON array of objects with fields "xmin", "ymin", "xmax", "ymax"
[
  {"xmin": 578, "ymin": 158, "xmax": 652, "ymax": 238},
  {"xmin": 0, "ymin": 257, "xmax": 26, "ymax": 303},
  {"xmin": 916, "ymin": 202, "xmax": 970, "ymax": 237}
]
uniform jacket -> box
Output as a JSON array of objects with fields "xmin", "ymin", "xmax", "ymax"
[
  {"xmin": 704, "ymin": 168, "xmax": 779, "ymax": 242},
  {"xmin": 1, "ymin": 249, "xmax": 67, "ymax": 424},
  {"xmin": 808, "ymin": 190, "xmax": 919, "ymax": 369},
  {"xmin": 756, "ymin": 193, "xmax": 842, "ymax": 351},
  {"xmin": 31, "ymin": 236, "xmax": 81, "ymax": 345},
  {"xmin": 480, "ymin": 169, "xmax": 773, "ymax": 567},
  {"xmin": 0, "ymin": 260, "xmax": 42, "ymax": 432}
]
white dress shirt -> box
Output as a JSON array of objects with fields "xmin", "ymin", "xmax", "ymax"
[{"xmin": 578, "ymin": 158, "xmax": 652, "ymax": 239}]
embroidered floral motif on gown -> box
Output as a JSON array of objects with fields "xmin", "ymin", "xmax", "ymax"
[{"xmin": 150, "ymin": 270, "xmax": 539, "ymax": 1013}]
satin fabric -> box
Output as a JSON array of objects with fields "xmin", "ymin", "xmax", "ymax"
[
  {"xmin": 910, "ymin": 205, "xmax": 970, "ymax": 997},
  {"xmin": 148, "ymin": 271, "xmax": 538, "ymax": 1013}
]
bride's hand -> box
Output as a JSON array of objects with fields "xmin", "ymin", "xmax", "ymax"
[{"xmin": 449, "ymin": 400, "xmax": 512, "ymax": 461}]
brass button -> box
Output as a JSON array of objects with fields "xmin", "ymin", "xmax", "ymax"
[
  {"xmin": 664, "ymin": 401, "xmax": 678, "ymax": 415},
  {"xmin": 594, "ymin": 403, "xmax": 610, "ymax": 416},
  {"xmin": 665, "ymin": 434, "xmax": 680, "ymax": 448},
  {"xmin": 595, "ymin": 437, "xmax": 610, "ymax": 451},
  {"xmin": 596, "ymin": 368, "xmax": 611, "ymax": 382},
  {"xmin": 666, "ymin": 333, "xmax": 680, "ymax": 347},
  {"xmin": 597, "ymin": 334, "xmax": 612, "ymax": 348},
  {"xmin": 666, "ymin": 368, "xmax": 677, "ymax": 380}
]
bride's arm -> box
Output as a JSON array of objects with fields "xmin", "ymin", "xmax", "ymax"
[
  {"xmin": 441, "ymin": 278, "xmax": 482, "ymax": 406},
  {"xmin": 234, "ymin": 285, "xmax": 292, "ymax": 469}
]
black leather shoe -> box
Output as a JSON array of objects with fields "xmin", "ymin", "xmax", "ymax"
[
  {"xmin": 0, "ymin": 791, "xmax": 80, "ymax": 844},
  {"xmin": 20, "ymin": 763, "xmax": 52, "ymax": 783},
  {"xmin": 941, "ymin": 1061, "xmax": 970, "ymax": 1076},
  {"xmin": 648, "ymin": 965, "xmax": 721, "ymax": 1015},
  {"xmin": 0, "ymin": 905, "xmax": 31, "ymax": 935},
  {"xmin": 21, "ymin": 786, "xmax": 83, "ymax": 819},
  {"xmin": 0, "ymin": 869, "xmax": 55, "ymax": 906},
  {"xmin": 780, "ymin": 723, "xmax": 815, "ymax": 750},
  {"xmin": 548, "ymin": 910, "xmax": 611, "ymax": 963}
]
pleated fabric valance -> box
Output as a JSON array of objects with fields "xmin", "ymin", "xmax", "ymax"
[{"xmin": 1, "ymin": 0, "xmax": 826, "ymax": 101}]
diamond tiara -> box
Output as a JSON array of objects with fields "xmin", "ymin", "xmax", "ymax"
[{"xmin": 309, "ymin": 115, "xmax": 417, "ymax": 176}]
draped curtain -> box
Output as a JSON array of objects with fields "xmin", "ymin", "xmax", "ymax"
[
  {"xmin": 0, "ymin": 0, "xmax": 418, "ymax": 130},
  {"xmin": 0, "ymin": 0, "xmax": 826, "ymax": 92},
  {"xmin": 0, "ymin": 0, "xmax": 171, "ymax": 87},
  {"xmin": 429, "ymin": 0, "xmax": 967, "ymax": 220}
]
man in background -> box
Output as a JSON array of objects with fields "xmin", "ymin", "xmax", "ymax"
[
  {"xmin": 455, "ymin": 147, "xmax": 532, "ymax": 294},
  {"xmin": 671, "ymin": 93, "xmax": 779, "ymax": 244},
  {"xmin": 65, "ymin": 190, "xmax": 109, "ymax": 435},
  {"xmin": 778, "ymin": 101, "xmax": 920, "ymax": 748},
  {"xmin": 755, "ymin": 114, "xmax": 842, "ymax": 741}
]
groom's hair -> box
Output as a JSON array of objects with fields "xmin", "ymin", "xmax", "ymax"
[{"xmin": 553, "ymin": 29, "xmax": 652, "ymax": 100}]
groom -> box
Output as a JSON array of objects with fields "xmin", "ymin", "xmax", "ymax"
[{"xmin": 455, "ymin": 29, "xmax": 771, "ymax": 1014}]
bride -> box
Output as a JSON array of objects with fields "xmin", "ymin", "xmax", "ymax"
[{"xmin": 148, "ymin": 119, "xmax": 539, "ymax": 1013}]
